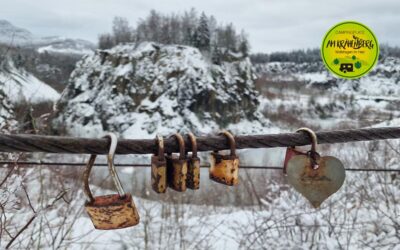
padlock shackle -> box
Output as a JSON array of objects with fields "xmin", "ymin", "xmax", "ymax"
[
  {"xmin": 83, "ymin": 133, "xmax": 126, "ymax": 202},
  {"xmin": 188, "ymin": 133, "xmax": 197, "ymax": 158},
  {"xmin": 296, "ymin": 128, "xmax": 320, "ymax": 170},
  {"xmin": 105, "ymin": 133, "xmax": 126, "ymax": 198},
  {"xmin": 83, "ymin": 154, "xmax": 97, "ymax": 202},
  {"xmin": 173, "ymin": 133, "xmax": 186, "ymax": 160},
  {"xmin": 220, "ymin": 130, "xmax": 236, "ymax": 156},
  {"xmin": 155, "ymin": 134, "xmax": 165, "ymax": 161},
  {"xmin": 296, "ymin": 127, "xmax": 318, "ymax": 153}
]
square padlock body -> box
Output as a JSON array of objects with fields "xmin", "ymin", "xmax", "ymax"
[
  {"xmin": 166, "ymin": 154, "xmax": 188, "ymax": 192},
  {"xmin": 210, "ymin": 152, "xmax": 239, "ymax": 186},
  {"xmin": 85, "ymin": 193, "xmax": 140, "ymax": 230},
  {"xmin": 151, "ymin": 155, "xmax": 167, "ymax": 193},
  {"xmin": 187, "ymin": 155, "xmax": 200, "ymax": 190}
]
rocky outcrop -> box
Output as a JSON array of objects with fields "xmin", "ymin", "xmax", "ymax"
[{"xmin": 54, "ymin": 42, "xmax": 268, "ymax": 137}]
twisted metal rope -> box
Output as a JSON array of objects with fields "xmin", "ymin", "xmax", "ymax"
[
  {"xmin": 0, "ymin": 161, "xmax": 399, "ymax": 172},
  {"xmin": 0, "ymin": 127, "xmax": 399, "ymax": 155}
]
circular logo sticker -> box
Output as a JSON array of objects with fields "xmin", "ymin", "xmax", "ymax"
[{"xmin": 321, "ymin": 21, "xmax": 379, "ymax": 79}]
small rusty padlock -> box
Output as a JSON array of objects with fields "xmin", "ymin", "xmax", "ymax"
[
  {"xmin": 166, "ymin": 133, "xmax": 188, "ymax": 192},
  {"xmin": 209, "ymin": 131, "xmax": 239, "ymax": 186},
  {"xmin": 151, "ymin": 134, "xmax": 167, "ymax": 193},
  {"xmin": 83, "ymin": 133, "xmax": 140, "ymax": 230},
  {"xmin": 286, "ymin": 128, "xmax": 346, "ymax": 208},
  {"xmin": 186, "ymin": 133, "xmax": 200, "ymax": 189}
]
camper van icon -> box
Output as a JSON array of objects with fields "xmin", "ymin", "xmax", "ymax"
[{"xmin": 339, "ymin": 63, "xmax": 354, "ymax": 73}]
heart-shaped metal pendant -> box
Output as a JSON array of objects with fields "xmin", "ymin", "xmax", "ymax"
[{"xmin": 286, "ymin": 155, "xmax": 346, "ymax": 208}]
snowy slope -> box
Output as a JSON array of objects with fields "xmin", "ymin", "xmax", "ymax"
[
  {"xmin": 255, "ymin": 57, "xmax": 400, "ymax": 96},
  {"xmin": 254, "ymin": 57, "xmax": 400, "ymax": 129},
  {"xmin": 54, "ymin": 42, "xmax": 272, "ymax": 138},
  {"xmin": 0, "ymin": 20, "xmax": 33, "ymax": 45},
  {"xmin": 0, "ymin": 60, "xmax": 60, "ymax": 104}
]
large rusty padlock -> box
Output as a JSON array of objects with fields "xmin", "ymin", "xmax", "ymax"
[
  {"xmin": 186, "ymin": 133, "xmax": 200, "ymax": 190},
  {"xmin": 209, "ymin": 131, "xmax": 239, "ymax": 186},
  {"xmin": 151, "ymin": 134, "xmax": 167, "ymax": 193},
  {"xmin": 286, "ymin": 128, "xmax": 346, "ymax": 208},
  {"xmin": 83, "ymin": 133, "xmax": 140, "ymax": 230},
  {"xmin": 166, "ymin": 133, "xmax": 188, "ymax": 192}
]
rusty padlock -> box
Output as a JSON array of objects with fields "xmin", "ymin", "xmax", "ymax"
[
  {"xmin": 166, "ymin": 133, "xmax": 188, "ymax": 192},
  {"xmin": 151, "ymin": 134, "xmax": 167, "ymax": 193},
  {"xmin": 209, "ymin": 131, "xmax": 239, "ymax": 186},
  {"xmin": 83, "ymin": 133, "xmax": 140, "ymax": 230},
  {"xmin": 186, "ymin": 133, "xmax": 200, "ymax": 189},
  {"xmin": 286, "ymin": 128, "xmax": 346, "ymax": 208}
]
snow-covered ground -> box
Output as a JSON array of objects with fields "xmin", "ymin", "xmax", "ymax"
[
  {"xmin": 0, "ymin": 61, "xmax": 60, "ymax": 104},
  {"xmin": 1, "ymin": 139, "xmax": 399, "ymax": 249},
  {"xmin": 255, "ymin": 57, "xmax": 400, "ymax": 130}
]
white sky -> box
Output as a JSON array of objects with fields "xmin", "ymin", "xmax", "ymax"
[{"xmin": 1, "ymin": 0, "xmax": 400, "ymax": 52}]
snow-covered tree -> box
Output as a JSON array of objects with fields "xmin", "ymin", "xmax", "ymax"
[
  {"xmin": 98, "ymin": 9, "xmax": 248, "ymax": 57},
  {"xmin": 238, "ymin": 31, "xmax": 250, "ymax": 56},
  {"xmin": 112, "ymin": 17, "xmax": 133, "ymax": 45},
  {"xmin": 98, "ymin": 33, "xmax": 115, "ymax": 49},
  {"xmin": 193, "ymin": 12, "xmax": 210, "ymax": 51},
  {"xmin": 211, "ymin": 42, "xmax": 222, "ymax": 65}
]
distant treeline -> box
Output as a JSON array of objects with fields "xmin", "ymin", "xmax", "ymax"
[
  {"xmin": 98, "ymin": 9, "xmax": 250, "ymax": 57},
  {"xmin": 251, "ymin": 45, "xmax": 400, "ymax": 64},
  {"xmin": 251, "ymin": 49, "xmax": 321, "ymax": 64}
]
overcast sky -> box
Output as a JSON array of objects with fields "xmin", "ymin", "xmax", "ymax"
[{"xmin": 1, "ymin": 0, "xmax": 400, "ymax": 52}]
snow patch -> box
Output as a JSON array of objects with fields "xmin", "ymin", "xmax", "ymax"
[{"xmin": 0, "ymin": 61, "xmax": 60, "ymax": 104}]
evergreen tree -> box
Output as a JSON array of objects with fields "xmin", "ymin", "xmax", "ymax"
[
  {"xmin": 181, "ymin": 8, "xmax": 198, "ymax": 46},
  {"xmin": 218, "ymin": 23, "xmax": 236, "ymax": 51},
  {"xmin": 194, "ymin": 12, "xmax": 210, "ymax": 51},
  {"xmin": 183, "ymin": 27, "xmax": 193, "ymax": 46},
  {"xmin": 98, "ymin": 33, "xmax": 115, "ymax": 49},
  {"xmin": 211, "ymin": 42, "xmax": 222, "ymax": 65},
  {"xmin": 238, "ymin": 31, "xmax": 250, "ymax": 56},
  {"xmin": 98, "ymin": 9, "xmax": 247, "ymax": 55},
  {"xmin": 192, "ymin": 30, "xmax": 199, "ymax": 47}
]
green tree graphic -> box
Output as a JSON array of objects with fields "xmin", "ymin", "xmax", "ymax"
[
  {"xmin": 352, "ymin": 55, "xmax": 356, "ymax": 60},
  {"xmin": 333, "ymin": 58, "xmax": 339, "ymax": 65},
  {"xmin": 355, "ymin": 61, "xmax": 362, "ymax": 69}
]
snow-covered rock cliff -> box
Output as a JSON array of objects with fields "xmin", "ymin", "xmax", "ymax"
[{"xmin": 54, "ymin": 42, "xmax": 270, "ymax": 137}]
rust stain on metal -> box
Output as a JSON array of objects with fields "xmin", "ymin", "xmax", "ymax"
[
  {"xmin": 166, "ymin": 155, "xmax": 188, "ymax": 192},
  {"xmin": 85, "ymin": 194, "xmax": 140, "ymax": 230},
  {"xmin": 151, "ymin": 155, "xmax": 167, "ymax": 193},
  {"xmin": 283, "ymin": 147, "xmax": 307, "ymax": 175},
  {"xmin": 187, "ymin": 156, "xmax": 200, "ymax": 190},
  {"xmin": 209, "ymin": 152, "xmax": 239, "ymax": 186}
]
